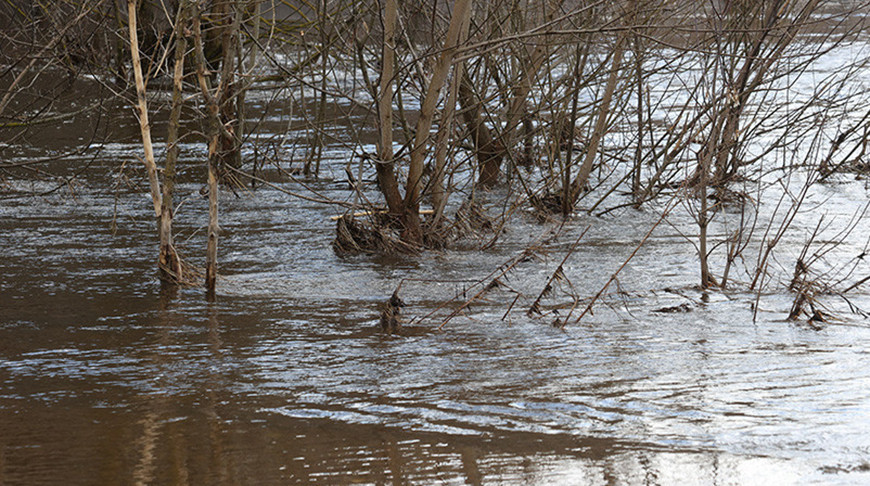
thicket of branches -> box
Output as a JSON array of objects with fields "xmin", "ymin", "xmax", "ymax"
[{"xmin": 2, "ymin": 0, "xmax": 869, "ymax": 316}]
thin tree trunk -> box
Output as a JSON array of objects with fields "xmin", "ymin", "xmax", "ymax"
[
  {"xmin": 159, "ymin": 1, "xmax": 192, "ymax": 283},
  {"xmin": 192, "ymin": 5, "xmax": 225, "ymax": 295},
  {"xmin": 235, "ymin": 6, "xmax": 247, "ymax": 177},
  {"xmin": 631, "ymin": 11, "xmax": 644, "ymax": 205},
  {"xmin": 314, "ymin": 0, "xmax": 329, "ymax": 176},
  {"xmin": 431, "ymin": 13, "xmax": 470, "ymax": 227},
  {"xmin": 562, "ymin": 43, "xmax": 583, "ymax": 218},
  {"xmin": 127, "ymin": 0, "xmax": 163, "ymax": 219},
  {"xmin": 244, "ymin": 0, "xmax": 262, "ymax": 186},
  {"xmin": 570, "ymin": 31, "xmax": 627, "ymax": 204},
  {"xmin": 205, "ymin": 152, "xmax": 220, "ymax": 296},
  {"xmin": 218, "ymin": 0, "xmax": 241, "ymax": 171},
  {"xmin": 250, "ymin": 0, "xmax": 261, "ymax": 68},
  {"xmin": 403, "ymin": 0, "xmax": 472, "ymax": 244},
  {"xmin": 698, "ymin": 110, "xmax": 722, "ymax": 289},
  {"xmin": 699, "ymin": 192, "xmax": 714, "ymax": 288},
  {"xmin": 375, "ymin": 0, "xmax": 404, "ymax": 216}
]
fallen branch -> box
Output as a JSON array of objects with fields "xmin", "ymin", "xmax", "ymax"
[
  {"xmin": 564, "ymin": 198, "xmax": 678, "ymax": 328},
  {"xmin": 330, "ymin": 209, "xmax": 434, "ymax": 221},
  {"xmin": 528, "ymin": 225, "xmax": 590, "ymax": 317}
]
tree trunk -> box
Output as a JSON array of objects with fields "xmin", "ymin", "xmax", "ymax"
[
  {"xmin": 205, "ymin": 149, "xmax": 220, "ymax": 296},
  {"xmin": 127, "ymin": 0, "xmax": 163, "ymax": 220},
  {"xmin": 158, "ymin": 0, "xmax": 192, "ymax": 283},
  {"xmin": 570, "ymin": 31, "xmax": 627, "ymax": 205},
  {"xmin": 403, "ymin": 0, "xmax": 472, "ymax": 244},
  {"xmin": 697, "ymin": 102, "xmax": 723, "ymax": 289},
  {"xmin": 192, "ymin": 3, "xmax": 232, "ymax": 295},
  {"xmin": 374, "ymin": 0, "xmax": 404, "ymax": 217},
  {"xmin": 458, "ymin": 75, "xmax": 503, "ymax": 188},
  {"xmin": 431, "ymin": 13, "xmax": 470, "ymax": 227},
  {"xmin": 218, "ymin": 0, "xmax": 240, "ymax": 171}
]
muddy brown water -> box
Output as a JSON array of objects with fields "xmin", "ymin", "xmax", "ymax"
[{"xmin": 2, "ymin": 76, "xmax": 870, "ymax": 485}]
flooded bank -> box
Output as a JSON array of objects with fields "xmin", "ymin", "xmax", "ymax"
[{"xmin": 2, "ymin": 155, "xmax": 870, "ymax": 484}]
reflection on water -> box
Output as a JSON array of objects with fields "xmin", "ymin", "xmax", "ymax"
[{"xmin": 2, "ymin": 174, "xmax": 870, "ymax": 484}]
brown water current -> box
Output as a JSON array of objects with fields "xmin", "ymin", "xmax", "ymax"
[{"xmin": 2, "ymin": 77, "xmax": 870, "ymax": 485}]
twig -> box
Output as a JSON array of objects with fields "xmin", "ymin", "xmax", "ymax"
[{"xmin": 528, "ymin": 225, "xmax": 590, "ymax": 317}]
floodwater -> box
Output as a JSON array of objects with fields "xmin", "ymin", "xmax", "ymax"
[{"xmin": 3, "ymin": 55, "xmax": 870, "ymax": 485}]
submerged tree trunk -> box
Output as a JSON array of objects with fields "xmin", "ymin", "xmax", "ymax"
[
  {"xmin": 192, "ymin": 19, "xmax": 221, "ymax": 293},
  {"xmin": 129, "ymin": 0, "xmax": 185, "ymax": 283},
  {"xmin": 402, "ymin": 0, "xmax": 472, "ymax": 244},
  {"xmin": 375, "ymin": 0, "xmax": 404, "ymax": 217},
  {"xmin": 192, "ymin": 1, "xmax": 240, "ymax": 295},
  {"xmin": 159, "ymin": 1, "xmax": 193, "ymax": 283},
  {"xmin": 569, "ymin": 31, "xmax": 627, "ymax": 205},
  {"xmin": 205, "ymin": 151, "xmax": 220, "ymax": 296},
  {"xmin": 630, "ymin": 0, "xmax": 645, "ymax": 206},
  {"xmin": 697, "ymin": 73, "xmax": 724, "ymax": 290},
  {"xmin": 370, "ymin": 0, "xmax": 471, "ymax": 247},
  {"xmin": 218, "ymin": 0, "xmax": 241, "ymax": 172},
  {"xmin": 561, "ymin": 42, "xmax": 585, "ymax": 217}
]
